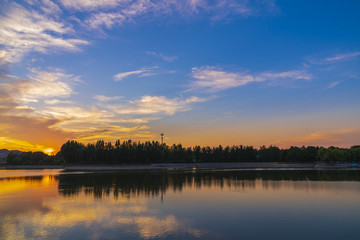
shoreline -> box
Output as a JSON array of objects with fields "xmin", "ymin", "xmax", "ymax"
[{"xmin": 2, "ymin": 162, "xmax": 359, "ymax": 170}]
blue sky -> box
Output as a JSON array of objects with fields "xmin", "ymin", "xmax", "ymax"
[{"xmin": 0, "ymin": 0, "xmax": 359, "ymax": 153}]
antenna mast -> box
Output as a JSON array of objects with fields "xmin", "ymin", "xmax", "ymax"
[{"xmin": 160, "ymin": 133, "xmax": 164, "ymax": 144}]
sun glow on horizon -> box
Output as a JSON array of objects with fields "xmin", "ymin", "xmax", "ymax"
[{"xmin": 43, "ymin": 148, "xmax": 55, "ymax": 155}]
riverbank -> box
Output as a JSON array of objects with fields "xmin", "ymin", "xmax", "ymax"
[{"xmin": 3, "ymin": 162, "xmax": 359, "ymax": 170}]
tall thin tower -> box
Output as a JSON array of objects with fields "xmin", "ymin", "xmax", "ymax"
[{"xmin": 160, "ymin": 133, "xmax": 164, "ymax": 144}]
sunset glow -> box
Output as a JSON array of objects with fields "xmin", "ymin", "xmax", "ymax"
[
  {"xmin": 0, "ymin": 0, "xmax": 359, "ymax": 152},
  {"xmin": 43, "ymin": 148, "xmax": 55, "ymax": 155}
]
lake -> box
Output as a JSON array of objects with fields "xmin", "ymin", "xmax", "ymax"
[{"xmin": 1, "ymin": 169, "xmax": 360, "ymax": 239}]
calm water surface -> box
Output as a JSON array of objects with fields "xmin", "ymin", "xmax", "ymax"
[{"xmin": 1, "ymin": 169, "xmax": 360, "ymax": 240}]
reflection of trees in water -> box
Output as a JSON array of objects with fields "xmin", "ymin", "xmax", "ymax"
[
  {"xmin": 1, "ymin": 176, "xmax": 43, "ymax": 182},
  {"xmin": 57, "ymin": 170, "xmax": 360, "ymax": 199},
  {"xmin": 0, "ymin": 175, "xmax": 58, "ymax": 183}
]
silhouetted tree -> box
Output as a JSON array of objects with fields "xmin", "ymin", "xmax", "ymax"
[{"xmin": 6, "ymin": 140, "xmax": 359, "ymax": 165}]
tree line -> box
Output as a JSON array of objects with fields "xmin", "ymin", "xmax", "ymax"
[{"xmin": 6, "ymin": 139, "xmax": 360, "ymax": 165}]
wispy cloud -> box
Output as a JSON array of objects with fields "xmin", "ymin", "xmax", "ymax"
[
  {"xmin": 0, "ymin": 69, "xmax": 79, "ymax": 105},
  {"xmin": 44, "ymin": 99, "xmax": 73, "ymax": 105},
  {"xmin": 0, "ymin": 68, "xmax": 79, "ymax": 104},
  {"xmin": 326, "ymin": 52, "xmax": 360, "ymax": 62},
  {"xmin": 113, "ymin": 67, "xmax": 158, "ymax": 81},
  {"xmin": 94, "ymin": 95, "xmax": 123, "ymax": 101},
  {"xmin": 86, "ymin": 12, "xmax": 126, "ymax": 29},
  {"xmin": 190, "ymin": 66, "xmax": 262, "ymax": 92},
  {"xmin": 307, "ymin": 51, "xmax": 360, "ymax": 65},
  {"xmin": 58, "ymin": 0, "xmax": 274, "ymax": 14},
  {"xmin": 189, "ymin": 66, "xmax": 311, "ymax": 92},
  {"xmin": 65, "ymin": 0, "xmax": 276, "ymax": 30},
  {"xmin": 37, "ymin": 104, "xmax": 156, "ymax": 143},
  {"xmin": 0, "ymin": 3, "xmax": 88, "ymax": 64},
  {"xmin": 260, "ymin": 70, "xmax": 311, "ymax": 80},
  {"xmin": 108, "ymin": 95, "xmax": 206, "ymax": 115},
  {"xmin": 146, "ymin": 51, "xmax": 178, "ymax": 62},
  {"xmin": 59, "ymin": 0, "xmax": 128, "ymax": 11},
  {"xmin": 21, "ymin": 103, "xmax": 155, "ymax": 144},
  {"xmin": 37, "ymin": 0, "xmax": 63, "ymax": 15},
  {"xmin": 327, "ymin": 81, "xmax": 341, "ymax": 89}
]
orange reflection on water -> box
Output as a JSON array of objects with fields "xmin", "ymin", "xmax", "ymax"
[
  {"xmin": 0, "ymin": 178, "xmax": 29, "ymax": 194},
  {"xmin": 0, "ymin": 175, "xmax": 57, "ymax": 195},
  {"xmin": 0, "ymin": 174, "xmax": 59, "ymax": 221}
]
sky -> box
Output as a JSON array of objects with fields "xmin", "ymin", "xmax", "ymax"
[{"xmin": 0, "ymin": 0, "xmax": 359, "ymax": 154}]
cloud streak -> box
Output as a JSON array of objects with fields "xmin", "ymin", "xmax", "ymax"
[
  {"xmin": 326, "ymin": 52, "xmax": 360, "ymax": 62},
  {"xmin": 0, "ymin": 68, "xmax": 79, "ymax": 104},
  {"xmin": 190, "ymin": 66, "xmax": 262, "ymax": 92},
  {"xmin": 59, "ymin": 0, "xmax": 129, "ymax": 11},
  {"xmin": 108, "ymin": 95, "xmax": 206, "ymax": 115},
  {"xmin": 113, "ymin": 67, "xmax": 158, "ymax": 81},
  {"xmin": 307, "ymin": 51, "xmax": 360, "ymax": 65},
  {"xmin": 328, "ymin": 81, "xmax": 341, "ymax": 89},
  {"xmin": 94, "ymin": 95, "xmax": 123, "ymax": 102},
  {"xmin": 70, "ymin": 0, "xmax": 276, "ymax": 29},
  {"xmin": 189, "ymin": 66, "xmax": 311, "ymax": 92},
  {"xmin": 44, "ymin": 99, "xmax": 73, "ymax": 105},
  {"xmin": 146, "ymin": 51, "xmax": 178, "ymax": 62},
  {"xmin": 0, "ymin": 3, "xmax": 88, "ymax": 64},
  {"xmin": 86, "ymin": 11, "xmax": 126, "ymax": 29}
]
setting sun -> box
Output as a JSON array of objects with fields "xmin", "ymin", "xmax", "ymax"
[{"xmin": 43, "ymin": 148, "xmax": 55, "ymax": 155}]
